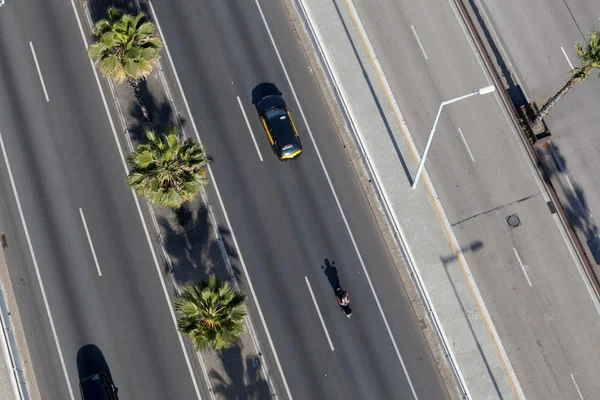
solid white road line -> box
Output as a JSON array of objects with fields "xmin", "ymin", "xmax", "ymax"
[
  {"xmin": 345, "ymin": 1, "xmax": 525, "ymax": 398},
  {"xmin": 79, "ymin": 208, "xmax": 102, "ymax": 276},
  {"xmin": 571, "ymin": 373, "xmax": 585, "ymax": 400},
  {"xmin": 304, "ymin": 277, "xmax": 335, "ymax": 351},
  {"xmin": 410, "ymin": 25, "xmax": 429, "ymax": 60},
  {"xmin": 513, "ymin": 248, "xmax": 532, "ymax": 287},
  {"xmin": 561, "ymin": 46, "xmax": 575, "ymax": 70},
  {"xmin": 236, "ymin": 96, "xmax": 263, "ymax": 161},
  {"xmin": 457, "ymin": 128, "xmax": 475, "ymax": 162},
  {"xmin": 147, "ymin": 1, "xmax": 293, "ymax": 398},
  {"xmin": 253, "ymin": 0, "xmax": 419, "ymax": 398},
  {"xmin": 0, "ymin": 131, "xmax": 75, "ymax": 400},
  {"xmin": 67, "ymin": 0, "xmax": 203, "ymax": 398},
  {"xmin": 29, "ymin": 42, "xmax": 50, "ymax": 102}
]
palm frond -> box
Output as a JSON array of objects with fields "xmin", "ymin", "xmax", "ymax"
[
  {"xmin": 174, "ymin": 276, "xmax": 247, "ymax": 351},
  {"xmin": 127, "ymin": 127, "xmax": 209, "ymax": 208},
  {"xmin": 88, "ymin": 6, "xmax": 162, "ymax": 82}
]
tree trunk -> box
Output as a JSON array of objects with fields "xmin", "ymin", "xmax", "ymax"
[
  {"xmin": 128, "ymin": 78, "xmax": 151, "ymax": 123},
  {"xmin": 531, "ymin": 79, "xmax": 575, "ymax": 131}
]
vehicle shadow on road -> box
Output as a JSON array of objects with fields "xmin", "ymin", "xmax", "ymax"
[
  {"xmin": 76, "ymin": 344, "xmax": 114, "ymax": 381},
  {"xmin": 251, "ymin": 83, "xmax": 282, "ymax": 106}
]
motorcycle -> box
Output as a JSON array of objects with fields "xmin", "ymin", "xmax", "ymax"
[{"xmin": 335, "ymin": 288, "xmax": 352, "ymax": 318}]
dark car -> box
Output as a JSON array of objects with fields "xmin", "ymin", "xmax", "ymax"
[
  {"xmin": 256, "ymin": 94, "xmax": 303, "ymax": 160},
  {"xmin": 80, "ymin": 372, "xmax": 119, "ymax": 400}
]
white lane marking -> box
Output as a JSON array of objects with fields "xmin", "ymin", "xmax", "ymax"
[
  {"xmin": 236, "ymin": 96, "xmax": 263, "ymax": 161},
  {"xmin": 561, "ymin": 46, "xmax": 575, "ymax": 70},
  {"xmin": 304, "ymin": 277, "xmax": 335, "ymax": 351},
  {"xmin": 79, "ymin": 208, "xmax": 102, "ymax": 276},
  {"xmin": 253, "ymin": 0, "xmax": 419, "ymax": 398},
  {"xmin": 513, "ymin": 248, "xmax": 532, "ymax": 287},
  {"xmin": 335, "ymin": 0, "xmax": 525, "ymax": 398},
  {"xmin": 67, "ymin": 1, "xmax": 203, "ymax": 398},
  {"xmin": 147, "ymin": 1, "xmax": 292, "ymax": 398},
  {"xmin": 448, "ymin": 0, "xmax": 600, "ymax": 317},
  {"xmin": 29, "ymin": 42, "xmax": 50, "ymax": 102},
  {"xmin": 571, "ymin": 373, "xmax": 585, "ymax": 400},
  {"xmin": 410, "ymin": 25, "xmax": 429, "ymax": 60},
  {"xmin": 0, "ymin": 131, "xmax": 75, "ymax": 400},
  {"xmin": 457, "ymin": 128, "xmax": 475, "ymax": 162}
]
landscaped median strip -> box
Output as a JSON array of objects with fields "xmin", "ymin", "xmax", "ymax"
[{"xmin": 72, "ymin": 0, "xmax": 277, "ymax": 398}]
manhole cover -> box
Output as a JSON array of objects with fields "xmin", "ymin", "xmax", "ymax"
[{"xmin": 506, "ymin": 214, "xmax": 521, "ymax": 229}]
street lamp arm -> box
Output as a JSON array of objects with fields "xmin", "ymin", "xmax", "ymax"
[{"xmin": 411, "ymin": 85, "xmax": 496, "ymax": 190}]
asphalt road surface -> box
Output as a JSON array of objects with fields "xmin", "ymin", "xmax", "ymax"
[
  {"xmin": 0, "ymin": 0, "xmax": 207, "ymax": 398},
  {"xmin": 0, "ymin": 0, "xmax": 451, "ymax": 399},
  {"xmin": 149, "ymin": 0, "xmax": 449, "ymax": 399},
  {"xmin": 347, "ymin": 0, "xmax": 600, "ymax": 398}
]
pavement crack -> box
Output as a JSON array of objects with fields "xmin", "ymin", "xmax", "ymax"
[{"xmin": 451, "ymin": 193, "xmax": 538, "ymax": 226}]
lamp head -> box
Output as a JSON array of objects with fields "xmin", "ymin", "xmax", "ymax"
[{"xmin": 478, "ymin": 85, "xmax": 496, "ymax": 95}]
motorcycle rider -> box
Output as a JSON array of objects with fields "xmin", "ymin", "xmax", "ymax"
[{"xmin": 335, "ymin": 287, "xmax": 350, "ymax": 306}]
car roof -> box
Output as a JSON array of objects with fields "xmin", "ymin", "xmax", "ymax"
[
  {"xmin": 265, "ymin": 108, "xmax": 298, "ymax": 148},
  {"xmin": 256, "ymin": 95, "xmax": 286, "ymax": 113}
]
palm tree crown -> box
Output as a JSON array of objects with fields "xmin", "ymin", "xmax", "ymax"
[
  {"xmin": 174, "ymin": 275, "xmax": 247, "ymax": 351},
  {"xmin": 127, "ymin": 127, "xmax": 208, "ymax": 208},
  {"xmin": 533, "ymin": 31, "xmax": 600, "ymax": 127},
  {"xmin": 88, "ymin": 7, "xmax": 163, "ymax": 83}
]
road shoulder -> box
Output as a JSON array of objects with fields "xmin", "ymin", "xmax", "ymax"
[
  {"xmin": 279, "ymin": 0, "xmax": 461, "ymax": 398},
  {"xmin": 0, "ymin": 245, "xmax": 41, "ymax": 400}
]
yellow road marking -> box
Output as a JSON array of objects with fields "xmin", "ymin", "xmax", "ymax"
[{"xmin": 340, "ymin": 0, "xmax": 522, "ymax": 398}]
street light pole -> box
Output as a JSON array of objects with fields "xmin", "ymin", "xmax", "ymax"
[{"xmin": 411, "ymin": 85, "xmax": 496, "ymax": 190}]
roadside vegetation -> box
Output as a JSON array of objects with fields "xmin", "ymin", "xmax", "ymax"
[
  {"xmin": 88, "ymin": 5, "xmax": 245, "ymax": 348},
  {"xmin": 174, "ymin": 275, "xmax": 247, "ymax": 350},
  {"xmin": 532, "ymin": 30, "xmax": 600, "ymax": 130},
  {"xmin": 88, "ymin": 6, "xmax": 163, "ymax": 120},
  {"xmin": 127, "ymin": 127, "xmax": 208, "ymax": 208}
]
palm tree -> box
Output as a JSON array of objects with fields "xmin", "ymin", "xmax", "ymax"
[
  {"xmin": 127, "ymin": 127, "xmax": 208, "ymax": 208},
  {"xmin": 531, "ymin": 31, "xmax": 600, "ymax": 131},
  {"xmin": 174, "ymin": 275, "xmax": 247, "ymax": 351},
  {"xmin": 88, "ymin": 7, "xmax": 163, "ymax": 120}
]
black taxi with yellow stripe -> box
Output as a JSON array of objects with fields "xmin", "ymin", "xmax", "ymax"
[{"xmin": 256, "ymin": 94, "xmax": 303, "ymax": 160}]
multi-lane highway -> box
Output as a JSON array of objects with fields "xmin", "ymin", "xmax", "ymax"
[
  {"xmin": 0, "ymin": 0, "xmax": 207, "ymax": 398},
  {"xmin": 0, "ymin": 0, "xmax": 451, "ymax": 399},
  {"xmin": 151, "ymin": 0, "xmax": 449, "ymax": 398},
  {"xmin": 346, "ymin": 0, "xmax": 600, "ymax": 398},
  {"xmin": 477, "ymin": 0, "xmax": 600, "ymax": 288}
]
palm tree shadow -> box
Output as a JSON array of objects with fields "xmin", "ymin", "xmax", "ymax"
[
  {"xmin": 86, "ymin": 0, "xmax": 138, "ymax": 26},
  {"xmin": 536, "ymin": 143, "xmax": 600, "ymax": 265},
  {"xmin": 209, "ymin": 346, "xmax": 271, "ymax": 400},
  {"xmin": 156, "ymin": 200, "xmax": 240, "ymax": 287},
  {"xmin": 128, "ymin": 94, "xmax": 176, "ymax": 146}
]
